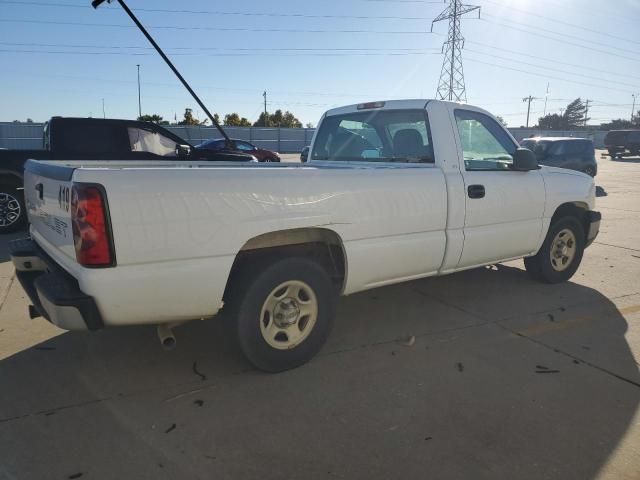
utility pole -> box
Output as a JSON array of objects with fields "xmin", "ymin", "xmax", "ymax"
[
  {"xmin": 632, "ymin": 94, "xmax": 638, "ymax": 122},
  {"xmin": 584, "ymin": 99, "xmax": 591, "ymax": 127},
  {"xmin": 522, "ymin": 95, "xmax": 538, "ymax": 128},
  {"xmin": 102, "ymin": 98, "xmax": 106, "ymax": 119},
  {"xmin": 432, "ymin": 0, "xmax": 481, "ymax": 103},
  {"xmin": 136, "ymin": 64, "xmax": 142, "ymax": 119},
  {"xmin": 263, "ymin": 90, "xmax": 268, "ymax": 127},
  {"xmin": 543, "ymin": 82, "xmax": 550, "ymax": 117}
]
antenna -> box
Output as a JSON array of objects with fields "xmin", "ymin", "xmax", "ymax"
[
  {"xmin": 432, "ymin": 0, "xmax": 480, "ymax": 103},
  {"xmin": 92, "ymin": 0, "xmax": 233, "ymax": 146}
]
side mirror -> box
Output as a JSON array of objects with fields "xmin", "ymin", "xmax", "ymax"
[
  {"xmin": 176, "ymin": 144, "xmax": 191, "ymax": 157},
  {"xmin": 512, "ymin": 148, "xmax": 538, "ymax": 171}
]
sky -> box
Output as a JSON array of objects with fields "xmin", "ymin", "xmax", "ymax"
[{"xmin": 0, "ymin": 0, "xmax": 639, "ymax": 127}]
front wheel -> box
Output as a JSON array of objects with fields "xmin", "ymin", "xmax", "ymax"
[
  {"xmin": 226, "ymin": 257, "xmax": 337, "ymax": 372},
  {"xmin": 524, "ymin": 217, "xmax": 585, "ymax": 284}
]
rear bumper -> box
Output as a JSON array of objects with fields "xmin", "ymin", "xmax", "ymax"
[
  {"xmin": 585, "ymin": 211, "xmax": 601, "ymax": 248},
  {"xmin": 9, "ymin": 238, "xmax": 104, "ymax": 331}
]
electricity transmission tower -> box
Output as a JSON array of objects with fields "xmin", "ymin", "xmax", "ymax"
[{"xmin": 432, "ymin": 0, "xmax": 481, "ymax": 103}]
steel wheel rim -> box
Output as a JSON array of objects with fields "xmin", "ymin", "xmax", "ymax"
[
  {"xmin": 550, "ymin": 228, "xmax": 577, "ymax": 272},
  {"xmin": 0, "ymin": 192, "xmax": 21, "ymax": 228},
  {"xmin": 259, "ymin": 280, "xmax": 318, "ymax": 350}
]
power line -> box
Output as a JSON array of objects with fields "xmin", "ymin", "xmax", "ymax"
[
  {"xmin": 481, "ymin": 0, "xmax": 640, "ymax": 46},
  {"xmin": 0, "ymin": 0, "xmax": 440, "ymax": 20},
  {"xmin": 480, "ymin": 17, "xmax": 640, "ymax": 64},
  {"xmin": 466, "ymin": 41, "xmax": 640, "ymax": 84},
  {"xmin": 0, "ymin": 41, "xmax": 437, "ymax": 52},
  {"xmin": 0, "ymin": 48, "xmax": 439, "ymax": 57},
  {"xmin": 483, "ymin": 13, "xmax": 640, "ymax": 57},
  {"xmin": 464, "ymin": 48, "xmax": 640, "ymax": 91},
  {"xmin": 464, "ymin": 57, "xmax": 639, "ymax": 95},
  {"xmin": 0, "ymin": 17, "xmax": 439, "ymax": 35}
]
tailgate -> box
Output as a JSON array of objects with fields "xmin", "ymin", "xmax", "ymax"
[{"xmin": 24, "ymin": 160, "xmax": 76, "ymax": 261}]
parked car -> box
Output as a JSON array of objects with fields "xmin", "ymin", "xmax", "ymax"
[
  {"xmin": 300, "ymin": 146, "xmax": 309, "ymax": 163},
  {"xmin": 604, "ymin": 130, "xmax": 640, "ymax": 158},
  {"xmin": 197, "ymin": 139, "xmax": 280, "ymax": 162},
  {"xmin": 10, "ymin": 99, "xmax": 600, "ymax": 372},
  {"xmin": 0, "ymin": 117, "xmax": 254, "ymax": 233},
  {"xmin": 520, "ymin": 137, "xmax": 597, "ymax": 177}
]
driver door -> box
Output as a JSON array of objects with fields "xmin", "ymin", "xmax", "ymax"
[{"xmin": 454, "ymin": 109, "xmax": 545, "ymax": 268}]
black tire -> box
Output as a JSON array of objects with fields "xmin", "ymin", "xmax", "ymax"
[
  {"xmin": 225, "ymin": 257, "xmax": 337, "ymax": 372},
  {"xmin": 524, "ymin": 217, "xmax": 585, "ymax": 284},
  {"xmin": 0, "ymin": 186, "xmax": 26, "ymax": 234}
]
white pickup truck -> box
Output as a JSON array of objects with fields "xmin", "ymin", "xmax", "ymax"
[{"xmin": 10, "ymin": 99, "xmax": 600, "ymax": 372}]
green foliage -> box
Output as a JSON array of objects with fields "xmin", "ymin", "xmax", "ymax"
[
  {"xmin": 178, "ymin": 108, "xmax": 208, "ymax": 126},
  {"xmin": 599, "ymin": 118, "xmax": 634, "ymax": 130},
  {"xmin": 495, "ymin": 115, "xmax": 507, "ymax": 127},
  {"xmin": 253, "ymin": 110, "xmax": 303, "ymax": 128},
  {"xmin": 223, "ymin": 113, "xmax": 252, "ymax": 127},
  {"xmin": 138, "ymin": 114, "xmax": 164, "ymax": 124},
  {"xmin": 564, "ymin": 98, "xmax": 589, "ymax": 128},
  {"xmin": 536, "ymin": 98, "xmax": 590, "ymax": 130},
  {"xmin": 537, "ymin": 113, "xmax": 566, "ymax": 130}
]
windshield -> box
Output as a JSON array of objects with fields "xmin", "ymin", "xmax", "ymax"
[{"xmin": 311, "ymin": 109, "xmax": 434, "ymax": 163}]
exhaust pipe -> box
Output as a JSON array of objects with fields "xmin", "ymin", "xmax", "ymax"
[{"xmin": 157, "ymin": 324, "xmax": 176, "ymax": 351}]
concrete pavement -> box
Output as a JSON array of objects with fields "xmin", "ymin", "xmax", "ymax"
[{"xmin": 0, "ymin": 152, "xmax": 639, "ymax": 480}]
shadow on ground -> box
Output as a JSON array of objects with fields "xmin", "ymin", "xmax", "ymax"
[
  {"xmin": 0, "ymin": 263, "xmax": 638, "ymax": 479},
  {"xmin": 610, "ymin": 155, "xmax": 640, "ymax": 163}
]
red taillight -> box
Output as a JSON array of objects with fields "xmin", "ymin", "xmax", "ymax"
[{"xmin": 71, "ymin": 184, "xmax": 114, "ymax": 267}]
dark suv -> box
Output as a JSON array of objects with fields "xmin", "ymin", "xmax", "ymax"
[
  {"xmin": 604, "ymin": 130, "xmax": 640, "ymax": 158},
  {"xmin": 520, "ymin": 137, "xmax": 597, "ymax": 177}
]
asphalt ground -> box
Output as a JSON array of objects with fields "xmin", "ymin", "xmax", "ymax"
[{"xmin": 0, "ymin": 150, "xmax": 639, "ymax": 480}]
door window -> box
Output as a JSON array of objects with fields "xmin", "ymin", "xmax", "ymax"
[
  {"xmin": 455, "ymin": 110, "xmax": 516, "ymax": 171},
  {"xmin": 128, "ymin": 127, "xmax": 178, "ymax": 157}
]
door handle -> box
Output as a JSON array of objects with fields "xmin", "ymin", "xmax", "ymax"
[
  {"xmin": 35, "ymin": 183, "xmax": 44, "ymax": 200},
  {"xmin": 467, "ymin": 184, "xmax": 485, "ymax": 199}
]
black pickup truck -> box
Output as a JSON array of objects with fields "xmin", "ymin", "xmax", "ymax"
[{"xmin": 0, "ymin": 117, "xmax": 253, "ymax": 233}]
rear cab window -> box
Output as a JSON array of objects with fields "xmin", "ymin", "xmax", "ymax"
[{"xmin": 311, "ymin": 109, "xmax": 434, "ymax": 163}]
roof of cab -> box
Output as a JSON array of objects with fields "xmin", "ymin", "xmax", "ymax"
[{"xmin": 324, "ymin": 99, "xmax": 435, "ymax": 117}]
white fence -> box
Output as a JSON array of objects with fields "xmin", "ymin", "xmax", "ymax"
[
  {"xmin": 0, "ymin": 122, "xmax": 316, "ymax": 152},
  {"xmin": 0, "ymin": 122, "xmax": 609, "ymax": 151}
]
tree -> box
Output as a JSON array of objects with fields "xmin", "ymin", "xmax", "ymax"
[
  {"xmin": 178, "ymin": 108, "xmax": 209, "ymax": 126},
  {"xmin": 537, "ymin": 113, "xmax": 566, "ymax": 130},
  {"xmin": 253, "ymin": 110, "xmax": 303, "ymax": 128},
  {"xmin": 223, "ymin": 113, "xmax": 252, "ymax": 127},
  {"xmin": 26, "ymin": 118, "xmax": 34, "ymax": 123},
  {"xmin": 495, "ymin": 115, "xmax": 507, "ymax": 127},
  {"xmin": 564, "ymin": 98, "xmax": 589, "ymax": 128},
  {"xmin": 599, "ymin": 119, "xmax": 633, "ymax": 130},
  {"xmin": 305, "ymin": 122, "xmax": 315, "ymax": 129},
  {"xmin": 138, "ymin": 114, "xmax": 165, "ymax": 124}
]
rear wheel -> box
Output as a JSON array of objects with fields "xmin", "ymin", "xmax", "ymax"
[
  {"xmin": 0, "ymin": 187, "xmax": 25, "ymax": 234},
  {"xmin": 524, "ymin": 217, "xmax": 585, "ymax": 284},
  {"xmin": 225, "ymin": 257, "xmax": 337, "ymax": 372}
]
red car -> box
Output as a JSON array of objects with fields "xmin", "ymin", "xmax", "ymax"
[{"xmin": 197, "ymin": 139, "xmax": 280, "ymax": 162}]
